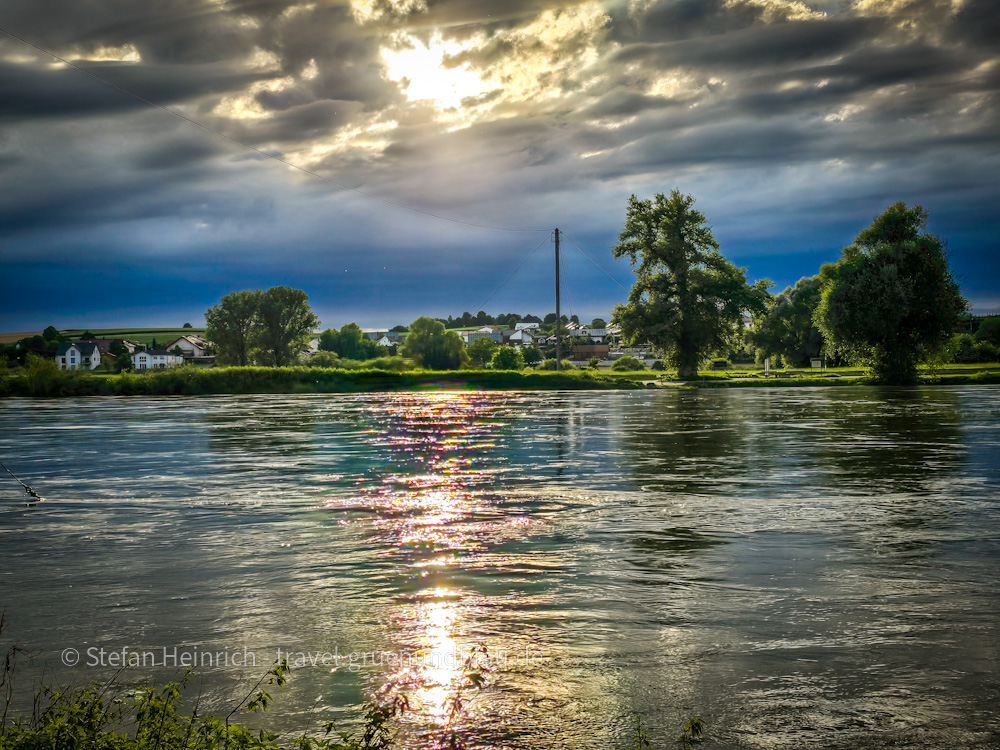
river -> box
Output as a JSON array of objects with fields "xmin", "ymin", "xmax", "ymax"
[{"xmin": 1, "ymin": 387, "xmax": 998, "ymax": 748}]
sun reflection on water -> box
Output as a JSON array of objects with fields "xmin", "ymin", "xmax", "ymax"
[{"xmin": 324, "ymin": 393, "xmax": 511, "ymax": 740}]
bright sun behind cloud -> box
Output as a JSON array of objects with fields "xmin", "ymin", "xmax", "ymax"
[{"xmin": 381, "ymin": 34, "xmax": 489, "ymax": 110}]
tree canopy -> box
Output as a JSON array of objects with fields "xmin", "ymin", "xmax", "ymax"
[
  {"xmin": 255, "ymin": 286, "xmax": 320, "ymax": 367},
  {"xmin": 319, "ymin": 323, "xmax": 381, "ymax": 360},
  {"xmin": 816, "ymin": 202, "xmax": 967, "ymax": 383},
  {"xmin": 975, "ymin": 317, "xmax": 1000, "ymax": 347},
  {"xmin": 400, "ymin": 317, "xmax": 468, "ymax": 370},
  {"xmin": 611, "ymin": 190, "xmax": 770, "ymax": 376},
  {"xmin": 466, "ymin": 336, "xmax": 497, "ymax": 368},
  {"xmin": 521, "ymin": 345, "xmax": 543, "ymax": 366},
  {"xmin": 205, "ymin": 289, "xmax": 261, "ymax": 366},
  {"xmin": 206, "ymin": 286, "xmax": 318, "ymax": 367},
  {"xmin": 491, "ymin": 346, "xmax": 524, "ymax": 370},
  {"xmin": 748, "ymin": 274, "xmax": 825, "ymax": 367}
]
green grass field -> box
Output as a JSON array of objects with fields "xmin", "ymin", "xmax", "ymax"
[{"xmin": 62, "ymin": 327, "xmax": 207, "ymax": 347}]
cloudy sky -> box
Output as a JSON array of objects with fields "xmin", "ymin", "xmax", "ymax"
[{"xmin": 1, "ymin": 0, "xmax": 998, "ymax": 331}]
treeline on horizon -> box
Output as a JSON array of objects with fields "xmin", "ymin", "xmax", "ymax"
[{"xmin": 4, "ymin": 192, "xmax": 999, "ymax": 386}]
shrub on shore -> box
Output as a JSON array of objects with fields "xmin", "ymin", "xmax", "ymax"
[{"xmin": 612, "ymin": 356, "xmax": 644, "ymax": 371}]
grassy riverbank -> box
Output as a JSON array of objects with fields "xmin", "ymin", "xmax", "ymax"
[
  {"xmin": 3, "ymin": 364, "xmax": 999, "ymax": 398},
  {"xmin": 0, "ymin": 366, "xmax": 642, "ymax": 397},
  {"xmin": 608, "ymin": 363, "xmax": 1000, "ymax": 388},
  {"xmin": 688, "ymin": 371, "xmax": 1000, "ymax": 387}
]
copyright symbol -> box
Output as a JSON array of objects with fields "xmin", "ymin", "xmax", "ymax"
[{"xmin": 61, "ymin": 648, "xmax": 80, "ymax": 666}]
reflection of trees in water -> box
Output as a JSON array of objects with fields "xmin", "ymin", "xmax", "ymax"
[
  {"xmin": 818, "ymin": 387, "xmax": 964, "ymax": 489},
  {"xmin": 620, "ymin": 387, "xmax": 968, "ymax": 567},
  {"xmin": 615, "ymin": 390, "xmax": 744, "ymax": 588},
  {"xmin": 626, "ymin": 389, "xmax": 752, "ymax": 495},
  {"xmin": 203, "ymin": 397, "xmax": 319, "ymax": 456},
  {"xmin": 816, "ymin": 387, "xmax": 966, "ymax": 560}
]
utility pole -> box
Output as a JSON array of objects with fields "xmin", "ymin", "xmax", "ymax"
[{"xmin": 554, "ymin": 228, "xmax": 561, "ymax": 370}]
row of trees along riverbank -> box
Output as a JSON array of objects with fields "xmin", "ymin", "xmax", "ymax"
[
  {"xmin": 4, "ymin": 193, "xmax": 985, "ymax": 386},
  {"xmin": 609, "ymin": 192, "xmax": 969, "ymax": 385}
]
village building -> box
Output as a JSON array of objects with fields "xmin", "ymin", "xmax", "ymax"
[
  {"xmin": 131, "ymin": 350, "xmax": 184, "ymax": 370},
  {"xmin": 459, "ymin": 326, "xmax": 504, "ymax": 345},
  {"xmin": 55, "ymin": 342, "xmax": 102, "ymax": 370},
  {"xmin": 502, "ymin": 328, "xmax": 534, "ymax": 348},
  {"xmin": 572, "ymin": 343, "xmax": 610, "ymax": 362},
  {"xmin": 163, "ymin": 335, "xmax": 211, "ymax": 358}
]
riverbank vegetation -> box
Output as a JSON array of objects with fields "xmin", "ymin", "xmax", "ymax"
[
  {"xmin": 0, "ymin": 630, "xmax": 701, "ymax": 750},
  {"xmin": 3, "ymin": 356, "xmax": 999, "ymax": 398},
  {"xmin": 0, "ymin": 358, "xmax": 640, "ymax": 397},
  {"xmin": 0, "ymin": 656, "xmax": 425, "ymax": 750},
  {"xmin": 610, "ymin": 194, "xmax": 973, "ymax": 385}
]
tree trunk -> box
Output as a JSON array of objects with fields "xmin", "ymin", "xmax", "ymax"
[{"xmin": 676, "ymin": 332, "xmax": 700, "ymax": 378}]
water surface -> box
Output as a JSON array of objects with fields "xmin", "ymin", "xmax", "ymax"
[{"xmin": 1, "ymin": 388, "xmax": 998, "ymax": 748}]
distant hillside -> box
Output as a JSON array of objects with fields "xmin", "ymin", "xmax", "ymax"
[
  {"xmin": 61, "ymin": 327, "xmax": 207, "ymax": 347},
  {"xmin": 0, "ymin": 332, "xmax": 43, "ymax": 345}
]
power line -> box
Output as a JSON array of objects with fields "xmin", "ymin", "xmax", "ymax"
[
  {"xmin": 471, "ymin": 232, "xmax": 552, "ymax": 314},
  {"xmin": 561, "ymin": 232, "xmax": 630, "ymax": 291},
  {"xmin": 0, "ymin": 26, "xmax": 549, "ymax": 235}
]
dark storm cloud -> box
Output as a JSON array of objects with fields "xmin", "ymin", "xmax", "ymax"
[
  {"xmin": 612, "ymin": 17, "xmax": 879, "ymax": 70},
  {"xmin": 608, "ymin": 0, "xmax": 763, "ymax": 43},
  {"xmin": 577, "ymin": 89, "xmax": 677, "ymax": 119},
  {"xmin": 0, "ymin": 60, "xmax": 262, "ymax": 121},
  {"xmin": 410, "ymin": 0, "xmax": 600, "ymax": 34},
  {"xmin": 133, "ymin": 137, "xmax": 225, "ymax": 170},
  {"xmin": 246, "ymin": 99, "xmax": 366, "ymax": 142},
  {"xmin": 3, "ymin": 0, "xmax": 258, "ymax": 64},
  {"xmin": 2, "ymin": 0, "xmax": 1000, "ymax": 329},
  {"xmin": 952, "ymin": 0, "xmax": 1000, "ymax": 51}
]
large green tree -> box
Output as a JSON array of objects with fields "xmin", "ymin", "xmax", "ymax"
[
  {"xmin": 490, "ymin": 345, "xmax": 524, "ymax": 370},
  {"xmin": 205, "ymin": 289, "xmax": 261, "ymax": 366},
  {"xmin": 816, "ymin": 202, "xmax": 967, "ymax": 384},
  {"xmin": 466, "ymin": 336, "xmax": 497, "ymax": 368},
  {"xmin": 611, "ymin": 190, "xmax": 770, "ymax": 377},
  {"xmin": 975, "ymin": 316, "xmax": 1000, "ymax": 347},
  {"xmin": 748, "ymin": 274, "xmax": 825, "ymax": 367},
  {"xmin": 401, "ymin": 317, "xmax": 468, "ymax": 370},
  {"xmin": 255, "ymin": 286, "xmax": 320, "ymax": 367},
  {"xmin": 319, "ymin": 323, "xmax": 381, "ymax": 360},
  {"xmin": 521, "ymin": 344, "xmax": 543, "ymax": 366}
]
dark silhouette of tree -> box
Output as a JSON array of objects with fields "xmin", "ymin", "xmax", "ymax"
[
  {"xmin": 816, "ymin": 202, "xmax": 967, "ymax": 383},
  {"xmin": 611, "ymin": 189, "xmax": 770, "ymax": 376}
]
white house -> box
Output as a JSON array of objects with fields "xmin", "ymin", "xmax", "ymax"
[
  {"xmin": 163, "ymin": 335, "xmax": 211, "ymax": 358},
  {"xmin": 376, "ymin": 336, "xmax": 395, "ymax": 347},
  {"xmin": 55, "ymin": 342, "xmax": 102, "ymax": 370},
  {"xmin": 573, "ymin": 327, "xmax": 609, "ymax": 342},
  {"xmin": 131, "ymin": 350, "xmax": 184, "ymax": 370},
  {"xmin": 465, "ymin": 326, "xmax": 504, "ymax": 344},
  {"xmin": 515, "ymin": 322, "xmax": 540, "ymax": 331},
  {"xmin": 503, "ymin": 329, "xmax": 534, "ymax": 347}
]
